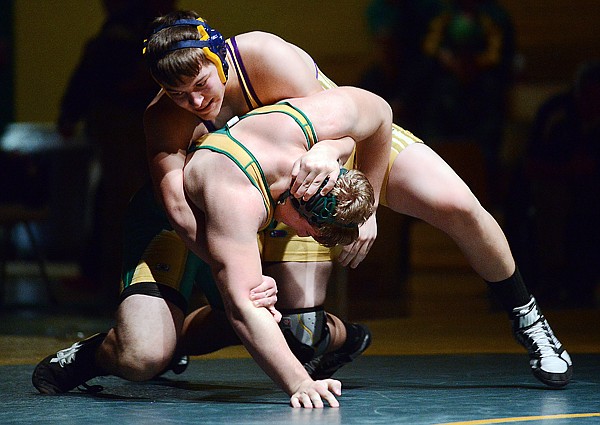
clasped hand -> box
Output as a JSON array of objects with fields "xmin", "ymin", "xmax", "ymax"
[
  {"xmin": 249, "ymin": 275, "xmax": 281, "ymax": 322},
  {"xmin": 290, "ymin": 143, "xmax": 342, "ymax": 201}
]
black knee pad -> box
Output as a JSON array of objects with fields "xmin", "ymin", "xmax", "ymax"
[{"xmin": 279, "ymin": 306, "xmax": 330, "ymax": 364}]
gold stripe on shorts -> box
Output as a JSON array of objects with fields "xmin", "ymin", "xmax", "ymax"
[
  {"xmin": 130, "ymin": 229, "xmax": 188, "ymax": 290},
  {"xmin": 380, "ymin": 125, "xmax": 424, "ymax": 206}
]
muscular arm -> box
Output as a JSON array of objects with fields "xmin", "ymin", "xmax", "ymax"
[
  {"xmin": 208, "ymin": 189, "xmax": 307, "ymax": 392},
  {"xmin": 289, "ymin": 87, "xmax": 393, "ymax": 204},
  {"xmin": 236, "ymin": 35, "xmax": 391, "ymax": 202},
  {"xmin": 146, "ymin": 97, "xmax": 280, "ymax": 314},
  {"xmin": 232, "ymin": 32, "xmax": 324, "ymax": 106},
  {"xmin": 287, "ymin": 87, "xmax": 392, "ymax": 267},
  {"xmin": 185, "ymin": 156, "xmax": 340, "ymax": 407},
  {"xmin": 345, "ymin": 88, "xmax": 393, "ymax": 207},
  {"xmin": 144, "ymin": 95, "xmax": 206, "ymax": 251}
]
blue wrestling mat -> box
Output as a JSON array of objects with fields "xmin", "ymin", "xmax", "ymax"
[{"xmin": 2, "ymin": 355, "xmax": 600, "ymax": 425}]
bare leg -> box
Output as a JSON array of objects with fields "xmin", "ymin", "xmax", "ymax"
[
  {"xmin": 385, "ymin": 143, "xmax": 572, "ymax": 387},
  {"xmin": 97, "ymin": 294, "xmax": 184, "ymax": 381},
  {"xmin": 31, "ymin": 292, "xmax": 185, "ymax": 393},
  {"xmin": 265, "ymin": 261, "xmax": 331, "ymax": 308},
  {"xmin": 182, "ymin": 261, "xmax": 348, "ymax": 356},
  {"xmin": 385, "ymin": 143, "xmax": 514, "ymax": 282}
]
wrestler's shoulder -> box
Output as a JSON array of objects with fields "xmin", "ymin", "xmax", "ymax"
[
  {"xmin": 232, "ymin": 31, "xmax": 286, "ymax": 45},
  {"xmin": 231, "ymin": 31, "xmax": 293, "ymax": 58}
]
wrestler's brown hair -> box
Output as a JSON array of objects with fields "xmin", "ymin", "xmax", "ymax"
[{"xmin": 144, "ymin": 10, "xmax": 212, "ymax": 87}]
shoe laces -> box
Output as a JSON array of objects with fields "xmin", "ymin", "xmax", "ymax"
[
  {"xmin": 520, "ymin": 320, "xmax": 557, "ymax": 357},
  {"xmin": 50, "ymin": 341, "xmax": 83, "ymax": 367}
]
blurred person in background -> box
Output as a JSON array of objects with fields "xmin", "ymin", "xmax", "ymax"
[
  {"xmin": 57, "ymin": 0, "xmax": 175, "ymax": 302},
  {"xmin": 419, "ymin": 0, "xmax": 515, "ymax": 203},
  {"xmin": 506, "ymin": 60, "xmax": 600, "ymax": 308},
  {"xmin": 360, "ymin": 0, "xmax": 441, "ymax": 130}
]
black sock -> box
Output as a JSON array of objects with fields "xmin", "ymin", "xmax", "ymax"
[{"xmin": 486, "ymin": 267, "xmax": 531, "ymax": 314}]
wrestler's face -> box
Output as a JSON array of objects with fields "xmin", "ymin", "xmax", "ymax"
[
  {"xmin": 275, "ymin": 200, "xmax": 321, "ymax": 239},
  {"xmin": 162, "ymin": 62, "xmax": 225, "ymax": 120}
]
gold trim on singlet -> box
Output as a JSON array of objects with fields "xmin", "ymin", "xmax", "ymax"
[
  {"xmin": 244, "ymin": 102, "xmax": 318, "ymax": 149},
  {"xmin": 193, "ymin": 132, "xmax": 274, "ymax": 229},
  {"xmin": 189, "ymin": 103, "xmax": 318, "ymax": 230}
]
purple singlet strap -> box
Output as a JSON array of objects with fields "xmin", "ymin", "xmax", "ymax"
[{"xmin": 227, "ymin": 36, "xmax": 263, "ymax": 109}]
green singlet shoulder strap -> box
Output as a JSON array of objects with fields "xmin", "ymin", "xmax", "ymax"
[
  {"xmin": 190, "ymin": 131, "xmax": 275, "ymax": 230},
  {"xmin": 238, "ymin": 102, "xmax": 318, "ymax": 150}
]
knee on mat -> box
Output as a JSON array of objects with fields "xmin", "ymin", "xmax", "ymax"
[{"xmin": 116, "ymin": 344, "xmax": 173, "ymax": 381}]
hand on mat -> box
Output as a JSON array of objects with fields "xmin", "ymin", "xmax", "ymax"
[
  {"xmin": 289, "ymin": 378, "xmax": 342, "ymax": 408},
  {"xmin": 250, "ymin": 275, "xmax": 281, "ymax": 323},
  {"xmin": 338, "ymin": 213, "xmax": 377, "ymax": 268}
]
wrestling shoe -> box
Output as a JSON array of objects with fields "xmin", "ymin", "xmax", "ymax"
[
  {"xmin": 512, "ymin": 297, "xmax": 573, "ymax": 388},
  {"xmin": 155, "ymin": 354, "xmax": 189, "ymax": 378},
  {"xmin": 32, "ymin": 333, "xmax": 107, "ymax": 394},
  {"xmin": 304, "ymin": 323, "xmax": 372, "ymax": 380},
  {"xmin": 169, "ymin": 354, "xmax": 189, "ymax": 375}
]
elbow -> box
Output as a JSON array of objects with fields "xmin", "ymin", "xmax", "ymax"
[
  {"xmin": 222, "ymin": 298, "xmax": 250, "ymax": 334},
  {"xmin": 164, "ymin": 197, "xmax": 190, "ymax": 226},
  {"xmin": 380, "ymin": 97, "xmax": 393, "ymax": 127},
  {"xmin": 219, "ymin": 282, "xmax": 261, "ymax": 334},
  {"xmin": 216, "ymin": 277, "xmax": 248, "ymax": 326}
]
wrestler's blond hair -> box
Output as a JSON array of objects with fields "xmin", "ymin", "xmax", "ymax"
[{"xmin": 316, "ymin": 169, "xmax": 375, "ymax": 248}]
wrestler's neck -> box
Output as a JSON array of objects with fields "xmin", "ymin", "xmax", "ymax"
[{"xmin": 219, "ymin": 58, "xmax": 248, "ymax": 119}]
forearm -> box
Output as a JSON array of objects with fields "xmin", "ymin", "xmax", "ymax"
[
  {"xmin": 226, "ymin": 299, "xmax": 311, "ymax": 395},
  {"xmin": 354, "ymin": 97, "xmax": 393, "ymax": 207},
  {"xmin": 354, "ymin": 132, "xmax": 390, "ymax": 208},
  {"xmin": 214, "ymin": 258, "xmax": 311, "ymax": 395}
]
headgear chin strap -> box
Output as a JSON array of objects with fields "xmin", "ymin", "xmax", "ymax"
[
  {"xmin": 144, "ymin": 17, "xmax": 229, "ymax": 83},
  {"xmin": 278, "ymin": 168, "xmax": 357, "ymax": 229}
]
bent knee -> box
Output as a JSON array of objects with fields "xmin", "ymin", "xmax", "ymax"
[
  {"xmin": 113, "ymin": 338, "xmax": 174, "ymax": 381},
  {"xmin": 431, "ymin": 187, "xmax": 484, "ymax": 230}
]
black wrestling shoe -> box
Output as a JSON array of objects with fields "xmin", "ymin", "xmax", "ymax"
[
  {"xmin": 512, "ymin": 297, "xmax": 573, "ymax": 388},
  {"xmin": 166, "ymin": 354, "xmax": 189, "ymax": 375},
  {"xmin": 32, "ymin": 333, "xmax": 107, "ymax": 394},
  {"xmin": 305, "ymin": 323, "xmax": 372, "ymax": 380},
  {"xmin": 153, "ymin": 353, "xmax": 189, "ymax": 379}
]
